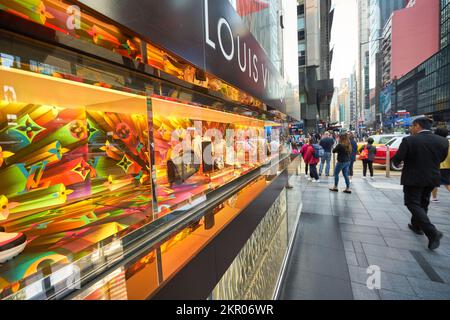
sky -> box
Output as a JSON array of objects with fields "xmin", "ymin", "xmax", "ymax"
[{"xmin": 330, "ymin": 0, "xmax": 358, "ymax": 87}]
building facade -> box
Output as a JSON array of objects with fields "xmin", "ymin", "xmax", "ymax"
[
  {"xmin": 297, "ymin": 0, "xmax": 334, "ymax": 132},
  {"xmin": 368, "ymin": 0, "xmax": 407, "ymax": 124},
  {"xmin": 330, "ymin": 87, "xmax": 340, "ymax": 123},
  {"xmin": 0, "ymin": 0, "xmax": 299, "ymax": 300},
  {"xmin": 381, "ymin": 0, "xmax": 440, "ymax": 88},
  {"xmin": 357, "ymin": 0, "xmax": 371, "ymax": 127},
  {"xmin": 338, "ymin": 78, "xmax": 350, "ymax": 128},
  {"xmin": 393, "ymin": 0, "xmax": 450, "ymax": 127},
  {"xmin": 441, "ymin": 0, "xmax": 450, "ymax": 48},
  {"xmin": 349, "ymin": 69, "xmax": 358, "ymax": 130}
]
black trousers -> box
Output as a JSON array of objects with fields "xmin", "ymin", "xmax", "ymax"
[
  {"xmin": 305, "ymin": 163, "xmax": 309, "ymax": 175},
  {"xmin": 404, "ymin": 186, "xmax": 438, "ymax": 239},
  {"xmin": 349, "ymin": 160, "xmax": 355, "ymax": 177},
  {"xmin": 362, "ymin": 160, "xmax": 374, "ymax": 177},
  {"xmin": 309, "ymin": 164, "xmax": 319, "ymax": 180}
]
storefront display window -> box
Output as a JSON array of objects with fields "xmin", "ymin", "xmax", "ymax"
[
  {"xmin": 0, "ymin": 34, "xmax": 155, "ymax": 297},
  {"xmin": 151, "ymin": 95, "xmax": 278, "ymax": 214},
  {"xmin": 71, "ymin": 169, "xmax": 287, "ymax": 300},
  {"xmin": 0, "ymin": 1, "xmax": 289, "ymax": 299},
  {"xmin": 0, "ymin": 31, "xmax": 285, "ymax": 299}
]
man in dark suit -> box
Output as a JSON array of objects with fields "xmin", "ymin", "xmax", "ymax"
[{"xmin": 392, "ymin": 117, "xmax": 449, "ymax": 250}]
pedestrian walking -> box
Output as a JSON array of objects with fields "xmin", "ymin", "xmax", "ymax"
[
  {"xmin": 304, "ymin": 138, "xmax": 320, "ymax": 182},
  {"xmin": 319, "ymin": 132, "xmax": 334, "ymax": 177},
  {"xmin": 431, "ymin": 127, "xmax": 450, "ymax": 202},
  {"xmin": 349, "ymin": 132, "xmax": 358, "ymax": 183},
  {"xmin": 300, "ymin": 138, "xmax": 310, "ymax": 178},
  {"xmin": 314, "ymin": 132, "xmax": 321, "ymax": 142},
  {"xmin": 392, "ymin": 117, "xmax": 449, "ymax": 251},
  {"xmin": 330, "ymin": 133, "xmax": 352, "ymax": 194},
  {"xmin": 358, "ymin": 137, "xmax": 377, "ymax": 179}
]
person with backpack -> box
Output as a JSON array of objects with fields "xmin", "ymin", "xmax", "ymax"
[
  {"xmin": 330, "ymin": 133, "xmax": 352, "ymax": 193},
  {"xmin": 300, "ymin": 138, "xmax": 310, "ymax": 178},
  {"xmin": 304, "ymin": 138, "xmax": 321, "ymax": 182},
  {"xmin": 358, "ymin": 137, "xmax": 377, "ymax": 179}
]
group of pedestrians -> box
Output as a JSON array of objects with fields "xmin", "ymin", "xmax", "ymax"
[
  {"xmin": 299, "ymin": 130, "xmax": 377, "ymax": 191},
  {"xmin": 298, "ymin": 117, "xmax": 449, "ymax": 251}
]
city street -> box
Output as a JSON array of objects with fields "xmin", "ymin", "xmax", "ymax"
[{"xmin": 281, "ymin": 162, "xmax": 450, "ymax": 300}]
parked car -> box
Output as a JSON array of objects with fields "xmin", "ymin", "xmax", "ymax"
[
  {"xmin": 372, "ymin": 134, "xmax": 406, "ymax": 146},
  {"xmin": 357, "ymin": 134, "xmax": 407, "ymax": 154},
  {"xmin": 373, "ymin": 136, "xmax": 406, "ymax": 171}
]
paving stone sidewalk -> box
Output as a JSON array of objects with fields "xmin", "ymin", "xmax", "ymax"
[{"xmin": 283, "ymin": 172, "xmax": 450, "ymax": 300}]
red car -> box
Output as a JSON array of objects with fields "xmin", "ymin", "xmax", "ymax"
[{"xmin": 373, "ymin": 137, "xmax": 406, "ymax": 171}]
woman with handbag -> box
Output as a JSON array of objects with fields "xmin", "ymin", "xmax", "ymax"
[
  {"xmin": 330, "ymin": 133, "xmax": 352, "ymax": 194},
  {"xmin": 358, "ymin": 137, "xmax": 377, "ymax": 179}
]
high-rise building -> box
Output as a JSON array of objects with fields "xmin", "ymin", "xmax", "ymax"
[
  {"xmin": 357, "ymin": 0, "xmax": 370, "ymax": 127},
  {"xmin": 368, "ymin": 0, "xmax": 407, "ymax": 124},
  {"xmin": 297, "ymin": 0, "xmax": 334, "ymax": 132},
  {"xmin": 441, "ymin": 0, "xmax": 450, "ymax": 48},
  {"xmin": 381, "ymin": 0, "xmax": 440, "ymax": 88},
  {"xmin": 297, "ymin": 0, "xmax": 307, "ymax": 120},
  {"xmin": 330, "ymin": 87, "xmax": 340, "ymax": 123},
  {"xmin": 297, "ymin": 1, "xmax": 306, "ymax": 68},
  {"xmin": 349, "ymin": 69, "xmax": 358, "ymax": 130},
  {"xmin": 393, "ymin": 0, "xmax": 450, "ymax": 126},
  {"xmin": 338, "ymin": 78, "xmax": 350, "ymax": 128}
]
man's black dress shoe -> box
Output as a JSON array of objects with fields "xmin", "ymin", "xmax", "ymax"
[
  {"xmin": 428, "ymin": 232, "xmax": 443, "ymax": 251},
  {"xmin": 408, "ymin": 224, "xmax": 424, "ymax": 236}
]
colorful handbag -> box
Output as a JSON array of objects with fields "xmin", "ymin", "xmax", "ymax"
[{"xmin": 359, "ymin": 146, "xmax": 369, "ymax": 161}]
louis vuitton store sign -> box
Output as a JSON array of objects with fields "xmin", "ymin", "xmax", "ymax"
[{"xmin": 78, "ymin": 0, "xmax": 286, "ymax": 111}]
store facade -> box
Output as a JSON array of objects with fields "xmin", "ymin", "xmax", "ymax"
[{"xmin": 0, "ymin": 0, "xmax": 300, "ymax": 300}]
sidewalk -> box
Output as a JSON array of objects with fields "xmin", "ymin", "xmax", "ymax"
[{"xmin": 280, "ymin": 171, "xmax": 450, "ymax": 300}]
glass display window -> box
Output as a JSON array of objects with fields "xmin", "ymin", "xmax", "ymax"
[
  {"xmin": 0, "ymin": 22, "xmax": 286, "ymax": 299},
  {"xmin": 70, "ymin": 155, "xmax": 291, "ymax": 300},
  {"xmin": 150, "ymin": 95, "xmax": 279, "ymax": 214},
  {"xmin": 0, "ymin": 45, "xmax": 154, "ymax": 298}
]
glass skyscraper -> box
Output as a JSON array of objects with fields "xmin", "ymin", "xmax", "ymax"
[
  {"xmin": 394, "ymin": 0, "xmax": 450, "ymax": 126},
  {"xmin": 442, "ymin": 0, "xmax": 450, "ymax": 48},
  {"xmin": 367, "ymin": 0, "xmax": 407, "ymax": 124}
]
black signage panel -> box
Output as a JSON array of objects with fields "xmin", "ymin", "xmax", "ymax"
[{"xmin": 78, "ymin": 0, "xmax": 286, "ymax": 111}]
